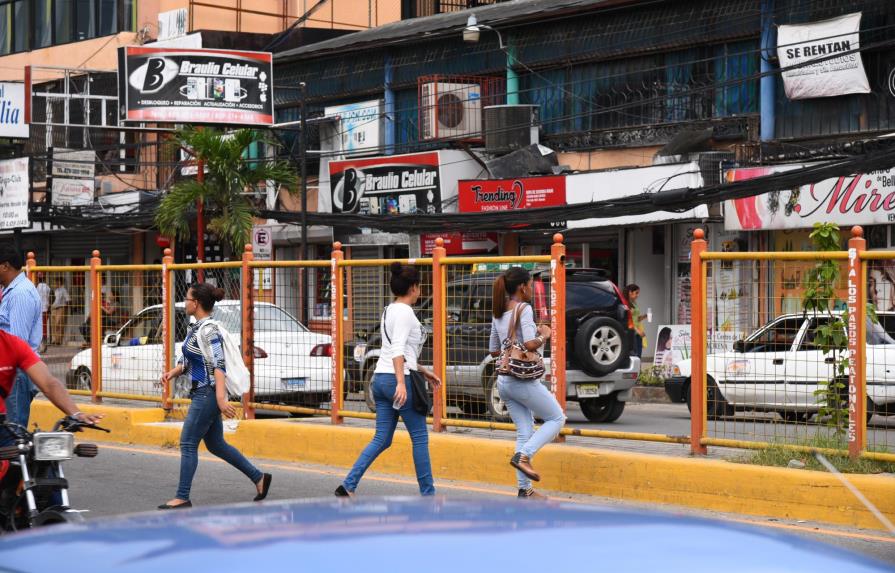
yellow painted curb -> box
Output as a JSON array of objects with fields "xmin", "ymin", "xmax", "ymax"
[{"xmin": 29, "ymin": 401, "xmax": 895, "ymax": 531}]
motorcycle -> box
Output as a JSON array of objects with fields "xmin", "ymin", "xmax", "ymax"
[{"xmin": 0, "ymin": 414, "xmax": 109, "ymax": 531}]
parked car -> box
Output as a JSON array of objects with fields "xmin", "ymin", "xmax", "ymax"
[
  {"xmin": 346, "ymin": 268, "xmax": 641, "ymax": 422},
  {"xmin": 67, "ymin": 300, "xmax": 333, "ymax": 407},
  {"xmin": 665, "ymin": 312, "xmax": 895, "ymax": 421},
  {"xmin": 1, "ymin": 497, "xmax": 890, "ymax": 573}
]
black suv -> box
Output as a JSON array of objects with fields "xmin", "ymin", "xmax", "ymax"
[{"xmin": 345, "ymin": 268, "xmax": 638, "ymax": 422}]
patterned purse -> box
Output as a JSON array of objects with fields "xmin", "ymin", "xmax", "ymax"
[{"xmin": 497, "ymin": 303, "xmax": 546, "ymax": 380}]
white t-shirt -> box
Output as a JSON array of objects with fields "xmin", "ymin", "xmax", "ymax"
[
  {"xmin": 53, "ymin": 286, "xmax": 71, "ymax": 308},
  {"xmin": 37, "ymin": 283, "xmax": 51, "ymax": 312},
  {"xmin": 375, "ymin": 302, "xmax": 425, "ymax": 375}
]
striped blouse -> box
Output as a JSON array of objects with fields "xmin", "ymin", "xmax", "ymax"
[{"xmin": 177, "ymin": 318, "xmax": 226, "ymax": 389}]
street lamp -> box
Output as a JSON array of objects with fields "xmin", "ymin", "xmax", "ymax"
[
  {"xmin": 462, "ymin": 14, "xmax": 505, "ymax": 49},
  {"xmin": 462, "ymin": 14, "xmax": 516, "ymax": 104}
]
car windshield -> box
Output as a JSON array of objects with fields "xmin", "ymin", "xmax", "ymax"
[{"xmin": 211, "ymin": 304, "xmax": 308, "ymax": 333}]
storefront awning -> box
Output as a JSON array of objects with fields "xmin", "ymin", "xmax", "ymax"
[{"xmin": 566, "ymin": 205, "xmax": 709, "ymax": 229}]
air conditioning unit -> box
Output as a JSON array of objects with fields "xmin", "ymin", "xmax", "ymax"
[
  {"xmin": 484, "ymin": 104, "xmax": 539, "ymax": 154},
  {"xmin": 420, "ymin": 82, "xmax": 482, "ymax": 140}
]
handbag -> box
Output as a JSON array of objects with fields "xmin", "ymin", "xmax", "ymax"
[
  {"xmin": 496, "ymin": 303, "xmax": 546, "ymax": 380},
  {"xmin": 382, "ymin": 307, "xmax": 432, "ymax": 415}
]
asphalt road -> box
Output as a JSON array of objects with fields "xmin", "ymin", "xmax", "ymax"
[{"xmin": 60, "ymin": 442, "xmax": 895, "ymax": 566}]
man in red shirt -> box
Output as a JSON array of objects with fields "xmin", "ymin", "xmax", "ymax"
[{"xmin": 0, "ymin": 330, "xmax": 100, "ymax": 441}]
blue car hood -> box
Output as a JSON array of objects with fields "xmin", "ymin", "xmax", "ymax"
[{"xmin": 0, "ymin": 497, "xmax": 891, "ymax": 573}]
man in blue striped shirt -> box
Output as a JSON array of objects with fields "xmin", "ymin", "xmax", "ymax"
[{"xmin": 0, "ymin": 245, "xmax": 43, "ymax": 428}]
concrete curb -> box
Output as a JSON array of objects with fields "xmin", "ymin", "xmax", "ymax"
[{"xmin": 32, "ymin": 401, "xmax": 895, "ymax": 531}]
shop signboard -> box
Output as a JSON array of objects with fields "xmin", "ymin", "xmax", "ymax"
[
  {"xmin": 653, "ymin": 325, "xmax": 744, "ymax": 377},
  {"xmin": 0, "ymin": 158, "xmax": 29, "ymax": 230},
  {"xmin": 458, "ymin": 175, "xmax": 566, "ymax": 229},
  {"xmin": 328, "ymin": 151, "xmax": 441, "ymax": 215},
  {"xmin": 322, "ymin": 100, "xmax": 382, "ymax": 156},
  {"xmin": 420, "ymin": 232, "xmax": 498, "ymax": 255},
  {"xmin": 777, "ymin": 12, "xmax": 870, "ymax": 100},
  {"xmin": 117, "ymin": 46, "xmax": 273, "ymax": 125},
  {"xmin": 0, "ymin": 82, "xmax": 28, "ymax": 139},
  {"xmin": 723, "ymin": 165, "xmax": 895, "ymax": 230}
]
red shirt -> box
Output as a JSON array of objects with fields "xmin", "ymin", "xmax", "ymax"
[{"xmin": 0, "ymin": 331, "xmax": 41, "ymax": 414}]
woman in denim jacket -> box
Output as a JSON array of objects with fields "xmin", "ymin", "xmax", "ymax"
[{"xmin": 157, "ymin": 283, "xmax": 272, "ymax": 509}]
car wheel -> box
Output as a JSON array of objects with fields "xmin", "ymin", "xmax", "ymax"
[
  {"xmin": 574, "ymin": 317, "xmax": 630, "ymax": 377},
  {"xmin": 32, "ymin": 507, "xmax": 85, "ymax": 527},
  {"xmin": 459, "ymin": 400, "xmax": 488, "ymax": 417},
  {"xmin": 363, "ymin": 366, "xmax": 377, "ymax": 414},
  {"xmin": 579, "ymin": 394, "xmax": 626, "ymax": 423},
  {"xmin": 483, "ymin": 370, "xmax": 510, "ymax": 422},
  {"xmin": 780, "ymin": 411, "xmax": 811, "ymax": 423},
  {"xmin": 707, "ymin": 377, "xmax": 734, "ymax": 420},
  {"xmin": 684, "ymin": 380, "xmax": 692, "ymax": 412},
  {"xmin": 72, "ymin": 367, "xmax": 92, "ymax": 391}
]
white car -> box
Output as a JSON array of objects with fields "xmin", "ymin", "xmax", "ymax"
[
  {"xmin": 665, "ymin": 313, "xmax": 895, "ymax": 422},
  {"xmin": 67, "ymin": 300, "xmax": 333, "ymax": 406}
]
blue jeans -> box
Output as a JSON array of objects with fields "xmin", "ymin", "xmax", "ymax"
[
  {"xmin": 631, "ymin": 332, "xmax": 643, "ymax": 357},
  {"xmin": 2, "ymin": 371, "xmax": 37, "ymax": 443},
  {"xmin": 175, "ymin": 386, "xmax": 262, "ymax": 500},
  {"xmin": 497, "ymin": 376, "xmax": 566, "ymax": 489},
  {"xmin": 343, "ymin": 373, "xmax": 434, "ymax": 495}
]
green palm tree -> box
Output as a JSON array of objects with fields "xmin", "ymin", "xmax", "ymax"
[{"xmin": 155, "ymin": 127, "xmax": 297, "ymax": 255}]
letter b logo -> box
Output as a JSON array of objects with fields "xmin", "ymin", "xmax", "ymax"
[{"xmin": 143, "ymin": 58, "xmax": 167, "ymax": 92}]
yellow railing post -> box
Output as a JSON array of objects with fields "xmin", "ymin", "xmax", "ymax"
[
  {"xmin": 690, "ymin": 229, "xmax": 707, "ymax": 455},
  {"xmin": 90, "ymin": 250, "xmax": 103, "ymax": 404},
  {"xmin": 162, "ymin": 248, "xmax": 174, "ymax": 410},
  {"xmin": 241, "ymin": 244, "xmax": 256, "ymax": 420},
  {"xmin": 432, "ymin": 238, "xmax": 446, "ymax": 433},
  {"xmin": 847, "ymin": 226, "xmax": 866, "ymax": 459},
  {"xmin": 331, "ymin": 242, "xmax": 345, "ymax": 425},
  {"xmin": 551, "ymin": 233, "xmax": 567, "ymax": 443}
]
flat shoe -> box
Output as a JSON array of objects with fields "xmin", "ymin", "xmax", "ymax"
[
  {"xmin": 158, "ymin": 500, "xmax": 192, "ymax": 510},
  {"xmin": 334, "ymin": 485, "xmax": 354, "ymax": 498},
  {"xmin": 254, "ymin": 473, "xmax": 273, "ymax": 502}
]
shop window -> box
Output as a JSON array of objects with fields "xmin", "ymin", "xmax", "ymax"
[
  {"xmin": 13, "ymin": 1, "xmax": 28, "ymax": 52},
  {"xmin": 75, "ymin": 0, "xmax": 96, "ymax": 40},
  {"xmin": 34, "ymin": 0, "xmax": 52, "ymax": 48},
  {"xmin": 0, "ymin": 3, "xmax": 9, "ymax": 55},
  {"xmin": 54, "ymin": 0, "xmax": 73, "ymax": 44},
  {"xmin": 867, "ymin": 225, "xmax": 888, "ymax": 250}
]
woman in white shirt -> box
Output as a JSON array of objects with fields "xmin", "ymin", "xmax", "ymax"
[{"xmin": 336, "ymin": 263, "xmax": 441, "ymax": 497}]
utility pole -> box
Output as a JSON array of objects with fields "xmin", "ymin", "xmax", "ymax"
[
  {"xmin": 299, "ymin": 81, "xmax": 309, "ymax": 324},
  {"xmin": 196, "ymin": 158, "xmax": 205, "ymax": 282}
]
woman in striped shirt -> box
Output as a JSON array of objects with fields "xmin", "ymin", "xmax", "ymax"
[{"xmin": 157, "ymin": 283, "xmax": 271, "ymax": 509}]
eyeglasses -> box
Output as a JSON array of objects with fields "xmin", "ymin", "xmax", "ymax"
[{"xmin": 184, "ymin": 297, "xmax": 196, "ymax": 302}]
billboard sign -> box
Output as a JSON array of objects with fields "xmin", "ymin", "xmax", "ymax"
[
  {"xmin": 118, "ymin": 46, "xmax": 273, "ymax": 125},
  {"xmin": 0, "ymin": 158, "xmax": 29, "ymax": 229},
  {"xmin": 777, "ymin": 12, "xmax": 870, "ymax": 100},
  {"xmin": 328, "ymin": 152, "xmax": 442, "ymax": 215},
  {"xmin": 322, "ymin": 100, "xmax": 382, "ymax": 156},
  {"xmin": 458, "ymin": 175, "xmax": 566, "ymax": 229},
  {"xmin": 0, "ymin": 82, "xmax": 29, "ymax": 139},
  {"xmin": 722, "ymin": 165, "xmax": 895, "ymax": 230},
  {"xmin": 420, "ymin": 232, "xmax": 498, "ymax": 255}
]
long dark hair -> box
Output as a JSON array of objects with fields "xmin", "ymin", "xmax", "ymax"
[
  {"xmin": 623, "ymin": 283, "xmax": 640, "ymax": 304},
  {"xmin": 389, "ymin": 262, "xmax": 420, "ymax": 296},
  {"xmin": 190, "ymin": 282, "xmax": 225, "ymax": 312},
  {"xmin": 492, "ymin": 267, "xmax": 531, "ymax": 318}
]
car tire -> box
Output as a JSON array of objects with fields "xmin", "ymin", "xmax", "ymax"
[
  {"xmin": 483, "ymin": 370, "xmax": 511, "ymax": 422},
  {"xmin": 574, "ymin": 317, "xmax": 629, "ymax": 377},
  {"xmin": 707, "ymin": 377, "xmax": 734, "ymax": 420},
  {"xmin": 32, "ymin": 507, "xmax": 85, "ymax": 527},
  {"xmin": 579, "ymin": 394, "xmax": 624, "ymax": 423},
  {"xmin": 459, "ymin": 400, "xmax": 488, "ymax": 417},
  {"xmin": 684, "ymin": 378, "xmax": 732, "ymax": 419},
  {"xmin": 72, "ymin": 367, "xmax": 92, "ymax": 391},
  {"xmin": 780, "ymin": 411, "xmax": 811, "ymax": 423},
  {"xmin": 363, "ymin": 366, "xmax": 377, "ymax": 414}
]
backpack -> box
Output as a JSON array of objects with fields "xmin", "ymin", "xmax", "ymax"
[
  {"xmin": 195, "ymin": 319, "xmax": 251, "ymax": 397},
  {"xmin": 496, "ymin": 303, "xmax": 546, "ymax": 381}
]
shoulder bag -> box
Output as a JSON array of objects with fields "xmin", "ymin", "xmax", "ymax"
[
  {"xmin": 496, "ymin": 303, "xmax": 546, "ymax": 381},
  {"xmin": 382, "ymin": 307, "xmax": 432, "ymax": 415}
]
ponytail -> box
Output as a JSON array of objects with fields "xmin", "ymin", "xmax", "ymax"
[{"xmin": 492, "ymin": 275, "xmax": 508, "ymax": 318}]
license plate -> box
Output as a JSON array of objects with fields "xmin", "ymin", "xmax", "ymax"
[
  {"xmin": 577, "ymin": 384, "xmax": 600, "ymax": 398},
  {"xmin": 284, "ymin": 378, "xmax": 306, "ymax": 388}
]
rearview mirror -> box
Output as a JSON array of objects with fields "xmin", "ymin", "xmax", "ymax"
[
  {"xmin": 104, "ymin": 333, "xmax": 121, "ymax": 346},
  {"xmin": 356, "ymin": 329, "xmax": 368, "ymax": 341},
  {"xmin": 733, "ymin": 339, "xmax": 745, "ymax": 353}
]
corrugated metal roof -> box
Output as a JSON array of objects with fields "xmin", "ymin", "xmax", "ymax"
[{"xmin": 275, "ymin": 0, "xmax": 638, "ymax": 62}]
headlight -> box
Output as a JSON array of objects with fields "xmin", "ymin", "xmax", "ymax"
[
  {"xmin": 33, "ymin": 432, "xmax": 74, "ymax": 461},
  {"xmin": 353, "ymin": 344, "xmax": 367, "ymax": 364}
]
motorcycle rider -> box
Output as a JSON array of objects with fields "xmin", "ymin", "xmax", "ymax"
[{"xmin": 0, "ymin": 329, "xmax": 102, "ymax": 445}]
